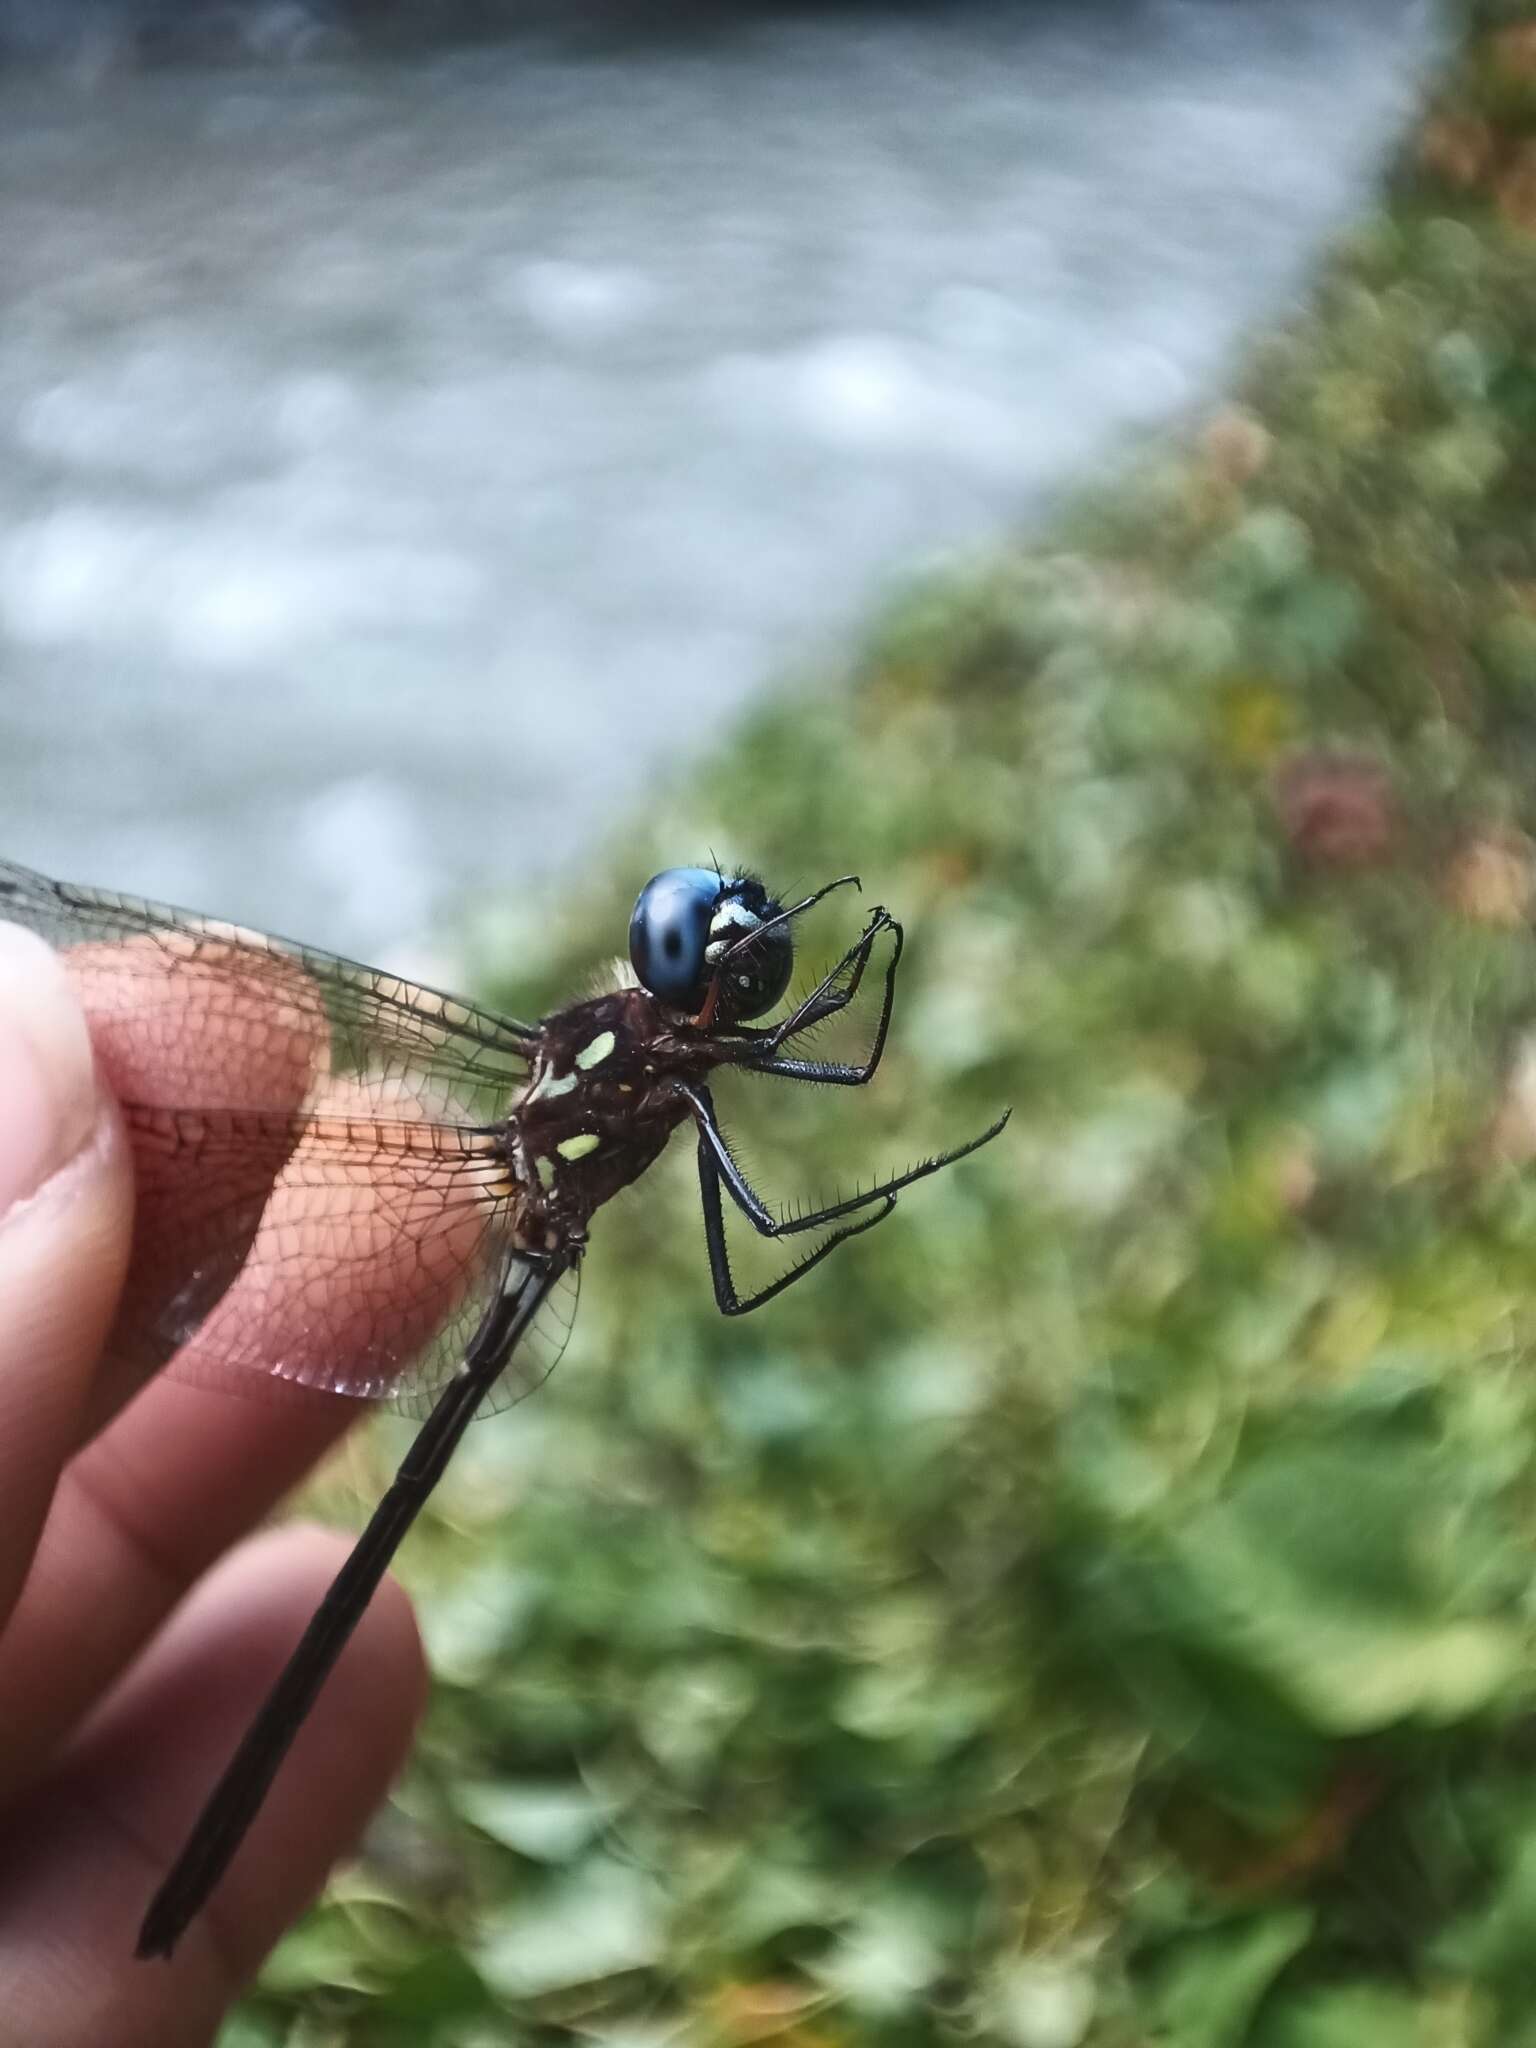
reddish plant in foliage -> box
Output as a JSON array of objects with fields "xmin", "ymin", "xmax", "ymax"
[{"xmin": 1273, "ymin": 753, "xmax": 1398, "ymax": 870}]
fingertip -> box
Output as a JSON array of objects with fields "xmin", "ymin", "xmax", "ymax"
[
  {"xmin": 113, "ymin": 1524, "xmax": 428, "ymax": 1979},
  {"xmin": 0, "ymin": 1525, "xmax": 429, "ymax": 2045},
  {"xmin": 0, "ymin": 924, "xmax": 133, "ymax": 1616},
  {"xmin": 0, "ymin": 921, "xmax": 101, "ymax": 1216}
]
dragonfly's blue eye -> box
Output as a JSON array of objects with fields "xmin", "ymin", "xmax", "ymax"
[
  {"xmin": 629, "ymin": 867, "xmax": 718, "ymax": 1006},
  {"xmin": 630, "ymin": 867, "xmax": 793, "ymax": 1021}
]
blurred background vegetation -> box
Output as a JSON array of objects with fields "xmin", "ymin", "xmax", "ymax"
[{"xmin": 212, "ymin": 1, "xmax": 1536, "ymax": 2041}]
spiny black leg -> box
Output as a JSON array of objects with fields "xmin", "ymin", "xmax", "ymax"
[
  {"xmin": 684, "ymin": 1082, "xmax": 779, "ymax": 1233},
  {"xmin": 762, "ymin": 909, "xmax": 891, "ymax": 1045},
  {"xmin": 681, "ymin": 1082, "xmax": 1010, "ymax": 1239},
  {"xmin": 746, "ymin": 910, "xmax": 899, "ymax": 1083},
  {"xmin": 770, "ymin": 909, "xmax": 896, "ymax": 1052},
  {"xmin": 747, "ymin": 1055, "xmax": 881, "ymax": 1083},
  {"xmin": 696, "ymin": 1124, "xmax": 896, "ymax": 1315},
  {"xmin": 720, "ymin": 873, "xmax": 862, "ymax": 959},
  {"xmin": 729, "ymin": 912, "xmax": 902, "ymax": 1081},
  {"xmin": 759, "ymin": 917, "xmax": 901, "ymax": 1082}
]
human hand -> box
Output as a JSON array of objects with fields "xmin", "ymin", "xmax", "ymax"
[{"xmin": 0, "ymin": 923, "xmax": 427, "ymax": 2047}]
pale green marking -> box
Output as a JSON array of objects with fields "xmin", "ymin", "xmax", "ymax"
[
  {"xmin": 575, "ymin": 1029, "xmax": 617, "ymax": 1070},
  {"xmin": 557, "ymin": 1132, "xmax": 601, "ymax": 1162},
  {"xmin": 536, "ymin": 1155, "xmax": 557, "ymax": 1189},
  {"xmin": 527, "ymin": 1066, "xmax": 578, "ymax": 1103}
]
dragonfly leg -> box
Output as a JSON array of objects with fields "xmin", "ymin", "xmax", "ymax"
[
  {"xmin": 683, "ymin": 1081, "xmax": 1008, "ymax": 1257},
  {"xmin": 713, "ymin": 872, "xmax": 863, "ymax": 970},
  {"xmin": 730, "ymin": 911, "xmax": 903, "ymax": 1085},
  {"xmin": 695, "ymin": 1116, "xmax": 896, "ymax": 1315}
]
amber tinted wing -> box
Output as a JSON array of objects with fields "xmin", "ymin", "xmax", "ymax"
[
  {"xmin": 0, "ymin": 860, "xmax": 537, "ymax": 1101},
  {"xmin": 0, "ymin": 859, "xmax": 561, "ymax": 1409}
]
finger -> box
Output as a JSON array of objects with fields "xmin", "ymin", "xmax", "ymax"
[
  {"xmin": 60, "ymin": 934, "xmax": 325, "ymax": 1433},
  {"xmin": 180, "ymin": 1069, "xmax": 495, "ymax": 1405},
  {"xmin": 63, "ymin": 933, "xmax": 492, "ymax": 1433},
  {"xmin": 0, "ymin": 925, "xmax": 348, "ymax": 1796},
  {"xmin": 0, "ymin": 1367, "xmax": 354, "ymax": 1804},
  {"xmin": 0, "ymin": 1525, "xmax": 427, "ymax": 2048},
  {"xmin": 0, "ymin": 925, "xmax": 133, "ymax": 1627},
  {"xmin": 0, "ymin": 915, "xmax": 485, "ymax": 1811},
  {"xmin": 1, "ymin": 1009, "xmax": 485, "ymax": 1793},
  {"xmin": 61, "ymin": 931, "xmax": 326, "ymax": 1116}
]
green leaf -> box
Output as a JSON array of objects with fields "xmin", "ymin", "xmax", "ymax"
[
  {"xmin": 215, "ymin": 2017, "xmax": 283, "ymax": 2048},
  {"xmin": 1435, "ymin": 1820, "xmax": 1536, "ymax": 1992},
  {"xmin": 256, "ymin": 1906, "xmax": 376, "ymax": 1994},
  {"xmin": 1141, "ymin": 1907, "xmax": 1314, "ymax": 2047},
  {"xmin": 1251, "ymin": 1982, "xmax": 1430, "ymax": 2048},
  {"xmin": 716, "ymin": 1857, "xmax": 837, "ymax": 1948},
  {"xmin": 985, "ymin": 1955, "xmax": 1097, "ymax": 2048},
  {"xmin": 474, "ymin": 1858, "xmax": 664, "ymax": 1998},
  {"xmin": 1058, "ymin": 1399, "xmax": 1528, "ymax": 1812},
  {"xmin": 454, "ymin": 1778, "xmax": 615, "ymax": 1862},
  {"xmin": 358, "ymin": 1946, "xmax": 489, "ymax": 2023},
  {"xmin": 415, "ymin": 1560, "xmax": 542, "ymax": 1684},
  {"xmin": 1180, "ymin": 1434, "xmax": 1526, "ymax": 1732},
  {"xmin": 813, "ymin": 1903, "xmax": 944, "ymax": 2016}
]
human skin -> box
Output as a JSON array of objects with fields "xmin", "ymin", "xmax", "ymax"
[{"xmin": 0, "ymin": 921, "xmax": 428, "ymax": 2048}]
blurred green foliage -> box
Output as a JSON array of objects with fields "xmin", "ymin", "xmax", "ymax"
[{"xmin": 236, "ymin": 3, "xmax": 1536, "ymax": 2042}]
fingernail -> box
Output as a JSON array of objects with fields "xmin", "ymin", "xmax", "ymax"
[{"xmin": 0, "ymin": 923, "xmax": 98, "ymax": 1216}]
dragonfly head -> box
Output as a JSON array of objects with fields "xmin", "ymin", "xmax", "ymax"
[{"xmin": 629, "ymin": 866, "xmax": 794, "ymax": 1024}]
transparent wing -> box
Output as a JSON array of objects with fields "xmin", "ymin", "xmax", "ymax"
[
  {"xmin": 0, "ymin": 859, "xmax": 536, "ymax": 1108},
  {"xmin": 0, "ymin": 859, "xmax": 565, "ymax": 1409}
]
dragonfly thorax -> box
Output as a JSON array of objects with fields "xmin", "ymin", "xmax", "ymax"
[{"xmin": 509, "ymin": 985, "xmax": 697, "ymax": 1245}]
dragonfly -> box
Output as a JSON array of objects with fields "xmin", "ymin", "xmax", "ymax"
[{"xmin": 0, "ymin": 857, "xmax": 1006, "ymax": 1960}]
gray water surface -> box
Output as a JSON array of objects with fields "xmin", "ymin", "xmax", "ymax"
[{"xmin": 1, "ymin": 1, "xmax": 1435, "ymax": 962}]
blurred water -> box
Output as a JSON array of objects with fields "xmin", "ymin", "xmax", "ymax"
[{"xmin": 0, "ymin": 1, "xmax": 1434, "ymax": 961}]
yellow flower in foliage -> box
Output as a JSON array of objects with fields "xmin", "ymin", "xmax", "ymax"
[
  {"xmin": 1310, "ymin": 371, "xmax": 1387, "ymax": 451},
  {"xmin": 1218, "ymin": 680, "xmax": 1297, "ymax": 766}
]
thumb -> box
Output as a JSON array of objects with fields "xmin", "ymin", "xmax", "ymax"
[{"xmin": 0, "ymin": 922, "xmax": 133, "ymax": 1625}]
